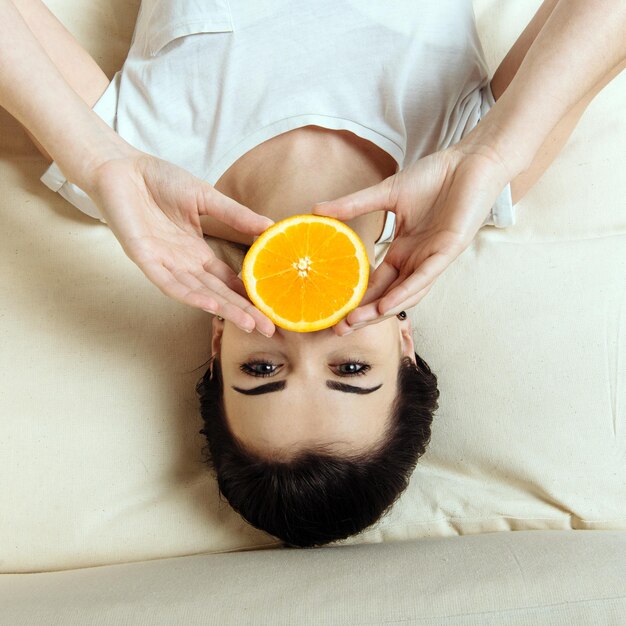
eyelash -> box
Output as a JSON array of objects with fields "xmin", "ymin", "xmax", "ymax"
[
  {"xmin": 336, "ymin": 360, "xmax": 371, "ymax": 377},
  {"xmin": 239, "ymin": 361, "xmax": 278, "ymax": 378},
  {"xmin": 239, "ymin": 359, "xmax": 371, "ymax": 378}
]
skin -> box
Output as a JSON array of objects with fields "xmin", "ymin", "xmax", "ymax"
[
  {"xmin": 212, "ymin": 314, "xmax": 415, "ymax": 461},
  {"xmin": 209, "ymin": 125, "xmax": 415, "ymax": 461}
]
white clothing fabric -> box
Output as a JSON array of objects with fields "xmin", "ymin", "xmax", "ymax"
[{"xmin": 41, "ymin": 0, "xmax": 515, "ymax": 237}]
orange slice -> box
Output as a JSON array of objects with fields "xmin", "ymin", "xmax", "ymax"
[{"xmin": 242, "ymin": 215, "xmax": 370, "ymax": 332}]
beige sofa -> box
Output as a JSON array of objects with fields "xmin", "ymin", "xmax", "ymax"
[{"xmin": 1, "ymin": 0, "xmax": 624, "ymax": 623}]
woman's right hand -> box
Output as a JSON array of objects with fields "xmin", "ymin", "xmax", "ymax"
[
  {"xmin": 313, "ymin": 143, "xmax": 512, "ymax": 334},
  {"xmin": 83, "ymin": 151, "xmax": 276, "ymax": 337}
]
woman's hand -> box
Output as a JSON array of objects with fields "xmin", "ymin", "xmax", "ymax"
[
  {"xmin": 313, "ymin": 143, "xmax": 511, "ymax": 335},
  {"xmin": 84, "ymin": 151, "xmax": 276, "ymax": 336}
]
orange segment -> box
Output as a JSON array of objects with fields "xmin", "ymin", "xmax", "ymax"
[{"xmin": 242, "ymin": 215, "xmax": 370, "ymax": 332}]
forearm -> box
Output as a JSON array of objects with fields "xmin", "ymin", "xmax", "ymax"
[
  {"xmin": 0, "ymin": 0, "xmax": 136, "ymax": 189},
  {"xmin": 465, "ymin": 0, "xmax": 626, "ymax": 178}
]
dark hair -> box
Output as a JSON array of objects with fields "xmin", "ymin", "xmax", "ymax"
[{"xmin": 196, "ymin": 352, "xmax": 439, "ymax": 548}]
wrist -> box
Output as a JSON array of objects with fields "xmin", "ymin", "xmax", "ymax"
[
  {"xmin": 456, "ymin": 110, "xmax": 535, "ymax": 183},
  {"xmin": 55, "ymin": 120, "xmax": 141, "ymax": 193}
]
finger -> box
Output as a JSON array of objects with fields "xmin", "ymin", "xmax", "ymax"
[
  {"xmin": 332, "ymin": 318, "xmax": 352, "ymax": 336},
  {"xmin": 198, "ymin": 256, "xmax": 248, "ymax": 299},
  {"xmin": 140, "ymin": 259, "xmax": 222, "ymax": 313},
  {"xmin": 190, "ymin": 266, "xmax": 276, "ymax": 337},
  {"xmin": 347, "ymin": 300, "xmax": 381, "ymax": 326},
  {"xmin": 378, "ymin": 251, "xmax": 452, "ymax": 314},
  {"xmin": 336, "ymin": 308, "xmax": 399, "ymax": 335},
  {"xmin": 180, "ymin": 271, "xmax": 260, "ymax": 331},
  {"xmin": 331, "ymin": 298, "xmax": 388, "ymax": 337},
  {"xmin": 216, "ymin": 299, "xmax": 276, "ymax": 337},
  {"xmin": 311, "ymin": 174, "xmax": 399, "ymax": 221},
  {"xmin": 339, "ymin": 283, "xmax": 435, "ymax": 335},
  {"xmin": 225, "ymin": 275, "xmax": 249, "ymax": 300},
  {"xmin": 372, "ymin": 272, "xmax": 407, "ymax": 314},
  {"xmin": 382, "ymin": 282, "xmax": 435, "ymax": 316},
  {"xmin": 144, "ymin": 260, "xmax": 259, "ymax": 332},
  {"xmin": 238, "ymin": 301, "xmax": 276, "ymax": 338},
  {"xmin": 196, "ymin": 258, "xmax": 275, "ymax": 335},
  {"xmin": 201, "ymin": 257, "xmax": 248, "ymax": 298},
  {"xmin": 337, "ymin": 262, "xmax": 399, "ymax": 329},
  {"xmin": 199, "ymin": 186, "xmax": 273, "ymax": 235},
  {"xmin": 200, "ymin": 255, "xmax": 240, "ymax": 284},
  {"xmin": 360, "ymin": 261, "xmax": 399, "ymax": 307},
  {"xmin": 333, "ymin": 304, "xmax": 392, "ymax": 336},
  {"xmin": 205, "ymin": 287, "xmax": 276, "ymax": 338},
  {"xmin": 168, "ymin": 266, "xmax": 252, "ymax": 325}
]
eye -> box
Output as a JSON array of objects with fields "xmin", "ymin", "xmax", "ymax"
[
  {"xmin": 239, "ymin": 360, "xmax": 281, "ymax": 377},
  {"xmin": 333, "ymin": 361, "xmax": 371, "ymax": 377}
]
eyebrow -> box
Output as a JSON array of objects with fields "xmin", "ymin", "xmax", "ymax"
[
  {"xmin": 326, "ymin": 381, "xmax": 383, "ymax": 395},
  {"xmin": 232, "ymin": 381, "xmax": 286, "ymax": 395},
  {"xmin": 231, "ymin": 381, "xmax": 383, "ymax": 396}
]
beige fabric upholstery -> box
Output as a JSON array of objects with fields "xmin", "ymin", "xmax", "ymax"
[
  {"xmin": 0, "ymin": 0, "xmax": 624, "ymax": 587},
  {"xmin": 1, "ymin": 531, "xmax": 624, "ymax": 625}
]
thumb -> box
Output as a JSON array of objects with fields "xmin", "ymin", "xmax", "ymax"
[
  {"xmin": 200, "ymin": 186, "xmax": 273, "ymax": 235},
  {"xmin": 312, "ymin": 175, "xmax": 398, "ymax": 221}
]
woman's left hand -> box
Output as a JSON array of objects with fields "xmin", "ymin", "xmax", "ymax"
[
  {"xmin": 84, "ymin": 151, "xmax": 276, "ymax": 336},
  {"xmin": 313, "ymin": 143, "xmax": 511, "ymax": 335}
]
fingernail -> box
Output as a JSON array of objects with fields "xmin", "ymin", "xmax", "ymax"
[
  {"xmin": 349, "ymin": 322, "xmax": 367, "ymax": 330},
  {"xmin": 339, "ymin": 328, "xmax": 353, "ymax": 336}
]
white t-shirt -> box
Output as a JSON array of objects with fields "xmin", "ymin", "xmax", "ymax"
[{"xmin": 42, "ymin": 0, "xmax": 514, "ymax": 237}]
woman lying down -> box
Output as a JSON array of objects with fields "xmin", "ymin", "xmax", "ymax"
[{"xmin": 2, "ymin": 0, "xmax": 624, "ymax": 547}]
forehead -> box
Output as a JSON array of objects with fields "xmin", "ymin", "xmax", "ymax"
[{"xmin": 220, "ymin": 314, "xmax": 402, "ymax": 359}]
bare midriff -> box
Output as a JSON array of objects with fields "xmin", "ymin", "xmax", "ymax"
[{"xmin": 203, "ymin": 125, "xmax": 398, "ymax": 249}]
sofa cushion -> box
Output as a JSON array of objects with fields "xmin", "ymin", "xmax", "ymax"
[
  {"xmin": 1, "ymin": 531, "xmax": 624, "ymax": 625},
  {"xmin": 0, "ymin": 0, "xmax": 624, "ymax": 572}
]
